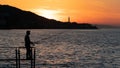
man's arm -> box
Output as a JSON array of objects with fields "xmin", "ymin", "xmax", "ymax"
[{"xmin": 30, "ymin": 42, "xmax": 35, "ymax": 46}]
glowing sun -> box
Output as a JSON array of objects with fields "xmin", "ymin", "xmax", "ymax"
[
  {"xmin": 40, "ymin": 10, "xmax": 57, "ymax": 19},
  {"xmin": 33, "ymin": 9, "xmax": 61, "ymax": 20}
]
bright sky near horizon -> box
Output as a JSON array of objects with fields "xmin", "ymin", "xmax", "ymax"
[{"xmin": 1, "ymin": 0, "xmax": 120, "ymax": 26}]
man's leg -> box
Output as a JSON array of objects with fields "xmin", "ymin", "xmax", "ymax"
[
  {"xmin": 30, "ymin": 48, "xmax": 32, "ymax": 59},
  {"xmin": 26, "ymin": 48, "xmax": 29, "ymax": 59},
  {"xmin": 26, "ymin": 48, "xmax": 31, "ymax": 59},
  {"xmin": 28, "ymin": 48, "xmax": 31, "ymax": 59}
]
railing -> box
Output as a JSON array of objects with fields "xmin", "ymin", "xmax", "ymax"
[{"xmin": 0, "ymin": 47, "xmax": 36, "ymax": 68}]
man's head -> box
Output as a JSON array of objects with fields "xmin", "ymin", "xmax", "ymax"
[{"xmin": 26, "ymin": 31, "xmax": 30, "ymax": 35}]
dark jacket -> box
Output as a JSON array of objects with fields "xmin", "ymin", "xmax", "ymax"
[{"xmin": 25, "ymin": 35, "xmax": 31, "ymax": 48}]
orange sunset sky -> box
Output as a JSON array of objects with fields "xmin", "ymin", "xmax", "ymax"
[{"xmin": 1, "ymin": 0, "xmax": 120, "ymax": 26}]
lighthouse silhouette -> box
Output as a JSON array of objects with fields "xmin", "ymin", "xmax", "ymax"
[{"xmin": 68, "ymin": 17, "xmax": 70, "ymax": 23}]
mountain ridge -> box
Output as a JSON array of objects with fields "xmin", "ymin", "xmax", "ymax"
[{"xmin": 0, "ymin": 5, "xmax": 97, "ymax": 29}]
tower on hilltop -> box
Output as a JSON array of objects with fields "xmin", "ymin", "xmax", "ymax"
[{"xmin": 68, "ymin": 17, "xmax": 70, "ymax": 23}]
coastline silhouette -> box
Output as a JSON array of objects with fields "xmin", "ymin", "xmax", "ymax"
[
  {"xmin": 24, "ymin": 31, "xmax": 34, "ymax": 59},
  {"xmin": 0, "ymin": 5, "xmax": 97, "ymax": 29}
]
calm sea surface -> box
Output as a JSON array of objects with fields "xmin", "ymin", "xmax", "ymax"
[{"xmin": 0, "ymin": 29, "xmax": 120, "ymax": 68}]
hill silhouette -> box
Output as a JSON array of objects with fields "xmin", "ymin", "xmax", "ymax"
[{"xmin": 0, "ymin": 5, "xmax": 97, "ymax": 29}]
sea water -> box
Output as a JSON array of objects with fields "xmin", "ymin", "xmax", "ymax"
[{"xmin": 0, "ymin": 29, "xmax": 120, "ymax": 68}]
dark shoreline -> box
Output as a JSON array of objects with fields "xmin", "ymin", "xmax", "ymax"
[{"xmin": 0, "ymin": 5, "xmax": 98, "ymax": 29}]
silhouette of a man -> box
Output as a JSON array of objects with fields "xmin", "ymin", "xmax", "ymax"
[{"xmin": 25, "ymin": 31, "xmax": 34, "ymax": 59}]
